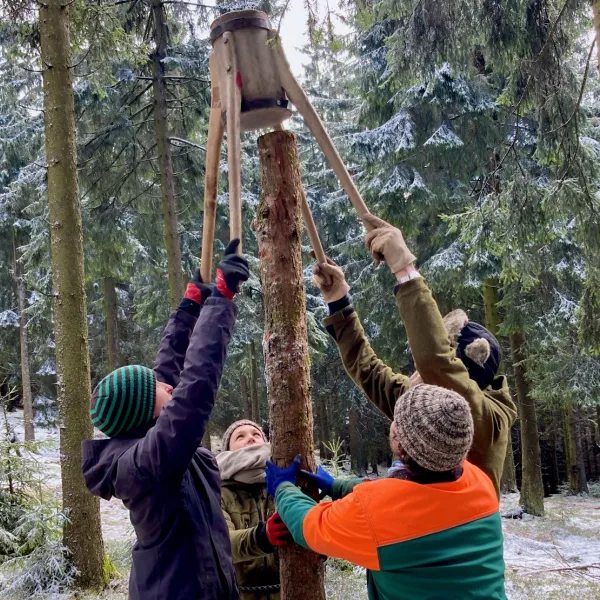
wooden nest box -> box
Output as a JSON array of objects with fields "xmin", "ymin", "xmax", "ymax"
[{"xmin": 210, "ymin": 10, "xmax": 292, "ymax": 131}]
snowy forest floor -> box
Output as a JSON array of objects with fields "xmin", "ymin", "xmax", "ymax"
[{"xmin": 2, "ymin": 413, "xmax": 600, "ymax": 599}]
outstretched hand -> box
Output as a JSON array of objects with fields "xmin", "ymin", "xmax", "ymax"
[
  {"xmin": 363, "ymin": 214, "xmax": 416, "ymax": 275},
  {"xmin": 299, "ymin": 464, "xmax": 335, "ymax": 496},
  {"xmin": 183, "ymin": 267, "xmax": 213, "ymax": 305},
  {"xmin": 265, "ymin": 455, "xmax": 301, "ymax": 498},
  {"xmin": 215, "ymin": 239, "xmax": 249, "ymax": 299},
  {"xmin": 311, "ymin": 253, "xmax": 350, "ymax": 303}
]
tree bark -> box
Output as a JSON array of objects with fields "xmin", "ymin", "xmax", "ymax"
[
  {"xmin": 255, "ymin": 130, "xmax": 326, "ymax": 600},
  {"xmin": 13, "ymin": 233, "xmax": 35, "ymax": 442},
  {"xmin": 39, "ymin": 0, "xmax": 105, "ymax": 587},
  {"xmin": 241, "ymin": 374, "xmax": 251, "ymax": 420},
  {"xmin": 483, "ymin": 278, "xmax": 517, "ymax": 492},
  {"xmin": 151, "ymin": 0, "xmax": 185, "ymax": 309},
  {"xmin": 562, "ymin": 401, "xmax": 588, "ymax": 494},
  {"xmin": 593, "ymin": 0, "xmax": 600, "ymax": 75},
  {"xmin": 509, "ymin": 331, "xmax": 545, "ymax": 515},
  {"xmin": 103, "ymin": 277, "xmax": 121, "ymax": 371},
  {"xmin": 249, "ymin": 339, "xmax": 260, "ymax": 424}
]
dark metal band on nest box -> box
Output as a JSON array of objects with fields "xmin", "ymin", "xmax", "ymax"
[{"xmin": 210, "ymin": 17, "xmax": 271, "ymax": 43}]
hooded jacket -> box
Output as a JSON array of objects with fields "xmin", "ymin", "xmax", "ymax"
[{"xmin": 81, "ymin": 298, "xmax": 239, "ymax": 600}]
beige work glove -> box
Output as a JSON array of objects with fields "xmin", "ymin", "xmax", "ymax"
[
  {"xmin": 363, "ymin": 214, "xmax": 416, "ymax": 274},
  {"xmin": 312, "ymin": 256, "xmax": 350, "ymax": 303}
]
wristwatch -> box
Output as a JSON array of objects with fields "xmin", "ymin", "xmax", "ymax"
[{"xmin": 396, "ymin": 270, "xmax": 422, "ymax": 286}]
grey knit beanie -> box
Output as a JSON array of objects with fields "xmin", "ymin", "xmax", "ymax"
[
  {"xmin": 221, "ymin": 419, "xmax": 266, "ymax": 451},
  {"xmin": 394, "ymin": 384, "xmax": 474, "ymax": 472}
]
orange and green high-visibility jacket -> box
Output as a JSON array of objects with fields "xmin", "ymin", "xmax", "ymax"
[{"xmin": 276, "ymin": 461, "xmax": 506, "ymax": 600}]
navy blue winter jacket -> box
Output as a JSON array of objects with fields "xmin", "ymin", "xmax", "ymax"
[{"xmin": 81, "ymin": 298, "xmax": 240, "ymax": 600}]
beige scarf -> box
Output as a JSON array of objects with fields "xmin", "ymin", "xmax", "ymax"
[{"xmin": 216, "ymin": 443, "xmax": 271, "ymax": 484}]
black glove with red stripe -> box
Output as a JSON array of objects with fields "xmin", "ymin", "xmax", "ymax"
[
  {"xmin": 184, "ymin": 268, "xmax": 213, "ymax": 305},
  {"xmin": 214, "ymin": 239, "xmax": 249, "ymax": 300}
]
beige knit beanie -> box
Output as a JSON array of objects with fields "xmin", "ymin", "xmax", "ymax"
[
  {"xmin": 393, "ymin": 384, "xmax": 474, "ymax": 472},
  {"xmin": 221, "ymin": 419, "xmax": 266, "ymax": 451}
]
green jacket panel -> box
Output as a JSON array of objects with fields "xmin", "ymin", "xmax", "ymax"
[
  {"xmin": 322, "ymin": 278, "xmax": 517, "ymax": 497},
  {"xmin": 221, "ymin": 480, "xmax": 280, "ymax": 600}
]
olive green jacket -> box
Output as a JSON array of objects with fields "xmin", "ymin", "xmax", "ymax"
[
  {"xmin": 221, "ymin": 480, "xmax": 280, "ymax": 600},
  {"xmin": 322, "ymin": 277, "xmax": 517, "ymax": 497}
]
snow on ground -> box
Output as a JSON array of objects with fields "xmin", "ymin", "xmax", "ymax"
[{"xmin": 3, "ymin": 412, "xmax": 600, "ymax": 599}]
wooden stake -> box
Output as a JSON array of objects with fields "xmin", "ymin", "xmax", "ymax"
[
  {"xmin": 223, "ymin": 32, "xmax": 243, "ymax": 252},
  {"xmin": 300, "ymin": 194, "xmax": 326, "ymax": 264},
  {"xmin": 271, "ymin": 33, "xmax": 372, "ymax": 225},
  {"xmin": 200, "ymin": 55, "xmax": 225, "ymax": 283}
]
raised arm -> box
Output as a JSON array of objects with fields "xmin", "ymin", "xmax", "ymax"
[
  {"xmin": 153, "ymin": 269, "xmax": 212, "ymax": 388},
  {"xmin": 313, "ymin": 260, "xmax": 409, "ymax": 420}
]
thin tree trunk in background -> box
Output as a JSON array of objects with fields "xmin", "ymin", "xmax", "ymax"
[
  {"xmin": 255, "ymin": 130, "xmax": 326, "ymax": 600},
  {"xmin": 563, "ymin": 402, "xmax": 588, "ymax": 494},
  {"xmin": 39, "ymin": 0, "xmax": 105, "ymax": 586},
  {"xmin": 509, "ymin": 331, "xmax": 545, "ymax": 516},
  {"xmin": 13, "ymin": 233, "xmax": 35, "ymax": 442},
  {"xmin": 103, "ymin": 277, "xmax": 121, "ymax": 371},
  {"xmin": 202, "ymin": 420, "xmax": 212, "ymax": 452},
  {"xmin": 591, "ymin": 411, "xmax": 600, "ymax": 477},
  {"xmin": 593, "ymin": 0, "xmax": 600, "ymax": 74},
  {"xmin": 241, "ymin": 374, "xmax": 251, "ymax": 420},
  {"xmin": 151, "ymin": 0, "xmax": 185, "ymax": 309},
  {"xmin": 249, "ymin": 340, "xmax": 260, "ymax": 424},
  {"xmin": 349, "ymin": 404, "xmax": 365, "ymax": 476},
  {"xmin": 483, "ymin": 278, "xmax": 517, "ymax": 493},
  {"xmin": 316, "ymin": 394, "xmax": 331, "ymax": 460}
]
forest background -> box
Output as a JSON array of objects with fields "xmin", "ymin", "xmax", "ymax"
[{"xmin": 1, "ymin": 0, "xmax": 600, "ymax": 596}]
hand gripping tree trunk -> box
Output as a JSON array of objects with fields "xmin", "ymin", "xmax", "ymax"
[
  {"xmin": 255, "ymin": 130, "xmax": 326, "ymax": 600},
  {"xmin": 509, "ymin": 331, "xmax": 545, "ymax": 516},
  {"xmin": 39, "ymin": 0, "xmax": 105, "ymax": 587},
  {"xmin": 151, "ymin": 0, "xmax": 185, "ymax": 309},
  {"xmin": 13, "ymin": 232, "xmax": 34, "ymax": 441},
  {"xmin": 483, "ymin": 278, "xmax": 517, "ymax": 492}
]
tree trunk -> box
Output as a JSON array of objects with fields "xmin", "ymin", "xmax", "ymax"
[
  {"xmin": 255, "ymin": 130, "xmax": 326, "ymax": 600},
  {"xmin": 509, "ymin": 331, "xmax": 545, "ymax": 516},
  {"xmin": 562, "ymin": 401, "xmax": 588, "ymax": 494},
  {"xmin": 13, "ymin": 233, "xmax": 35, "ymax": 441},
  {"xmin": 151, "ymin": 0, "xmax": 185, "ymax": 309},
  {"xmin": 593, "ymin": 0, "xmax": 600, "ymax": 75},
  {"xmin": 500, "ymin": 437, "xmax": 518, "ymax": 493},
  {"xmin": 241, "ymin": 374, "xmax": 251, "ymax": 420},
  {"xmin": 103, "ymin": 277, "xmax": 121, "ymax": 371},
  {"xmin": 483, "ymin": 278, "xmax": 517, "ymax": 493},
  {"xmin": 39, "ymin": 1, "xmax": 105, "ymax": 587},
  {"xmin": 316, "ymin": 394, "xmax": 331, "ymax": 460},
  {"xmin": 202, "ymin": 419, "xmax": 212, "ymax": 452},
  {"xmin": 249, "ymin": 340, "xmax": 260, "ymax": 424},
  {"xmin": 349, "ymin": 404, "xmax": 365, "ymax": 476}
]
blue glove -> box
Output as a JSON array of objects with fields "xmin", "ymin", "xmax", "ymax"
[
  {"xmin": 265, "ymin": 455, "xmax": 301, "ymax": 498},
  {"xmin": 300, "ymin": 465, "xmax": 334, "ymax": 496}
]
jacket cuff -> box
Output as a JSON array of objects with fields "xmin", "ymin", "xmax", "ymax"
[
  {"xmin": 256, "ymin": 522, "xmax": 275, "ymax": 554},
  {"xmin": 177, "ymin": 298, "xmax": 202, "ymax": 318},
  {"xmin": 328, "ymin": 295, "xmax": 352, "ymax": 315},
  {"xmin": 322, "ymin": 304, "xmax": 355, "ymax": 341},
  {"xmin": 393, "ymin": 276, "xmax": 427, "ymax": 300}
]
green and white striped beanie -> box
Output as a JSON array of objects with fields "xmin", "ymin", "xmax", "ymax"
[{"xmin": 90, "ymin": 365, "xmax": 156, "ymax": 437}]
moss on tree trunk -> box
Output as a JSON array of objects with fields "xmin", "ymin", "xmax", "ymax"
[
  {"xmin": 151, "ymin": 0, "xmax": 185, "ymax": 309},
  {"xmin": 255, "ymin": 130, "xmax": 326, "ymax": 600},
  {"xmin": 39, "ymin": 0, "xmax": 105, "ymax": 587},
  {"xmin": 509, "ymin": 331, "xmax": 545, "ymax": 516},
  {"xmin": 103, "ymin": 277, "xmax": 121, "ymax": 371}
]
